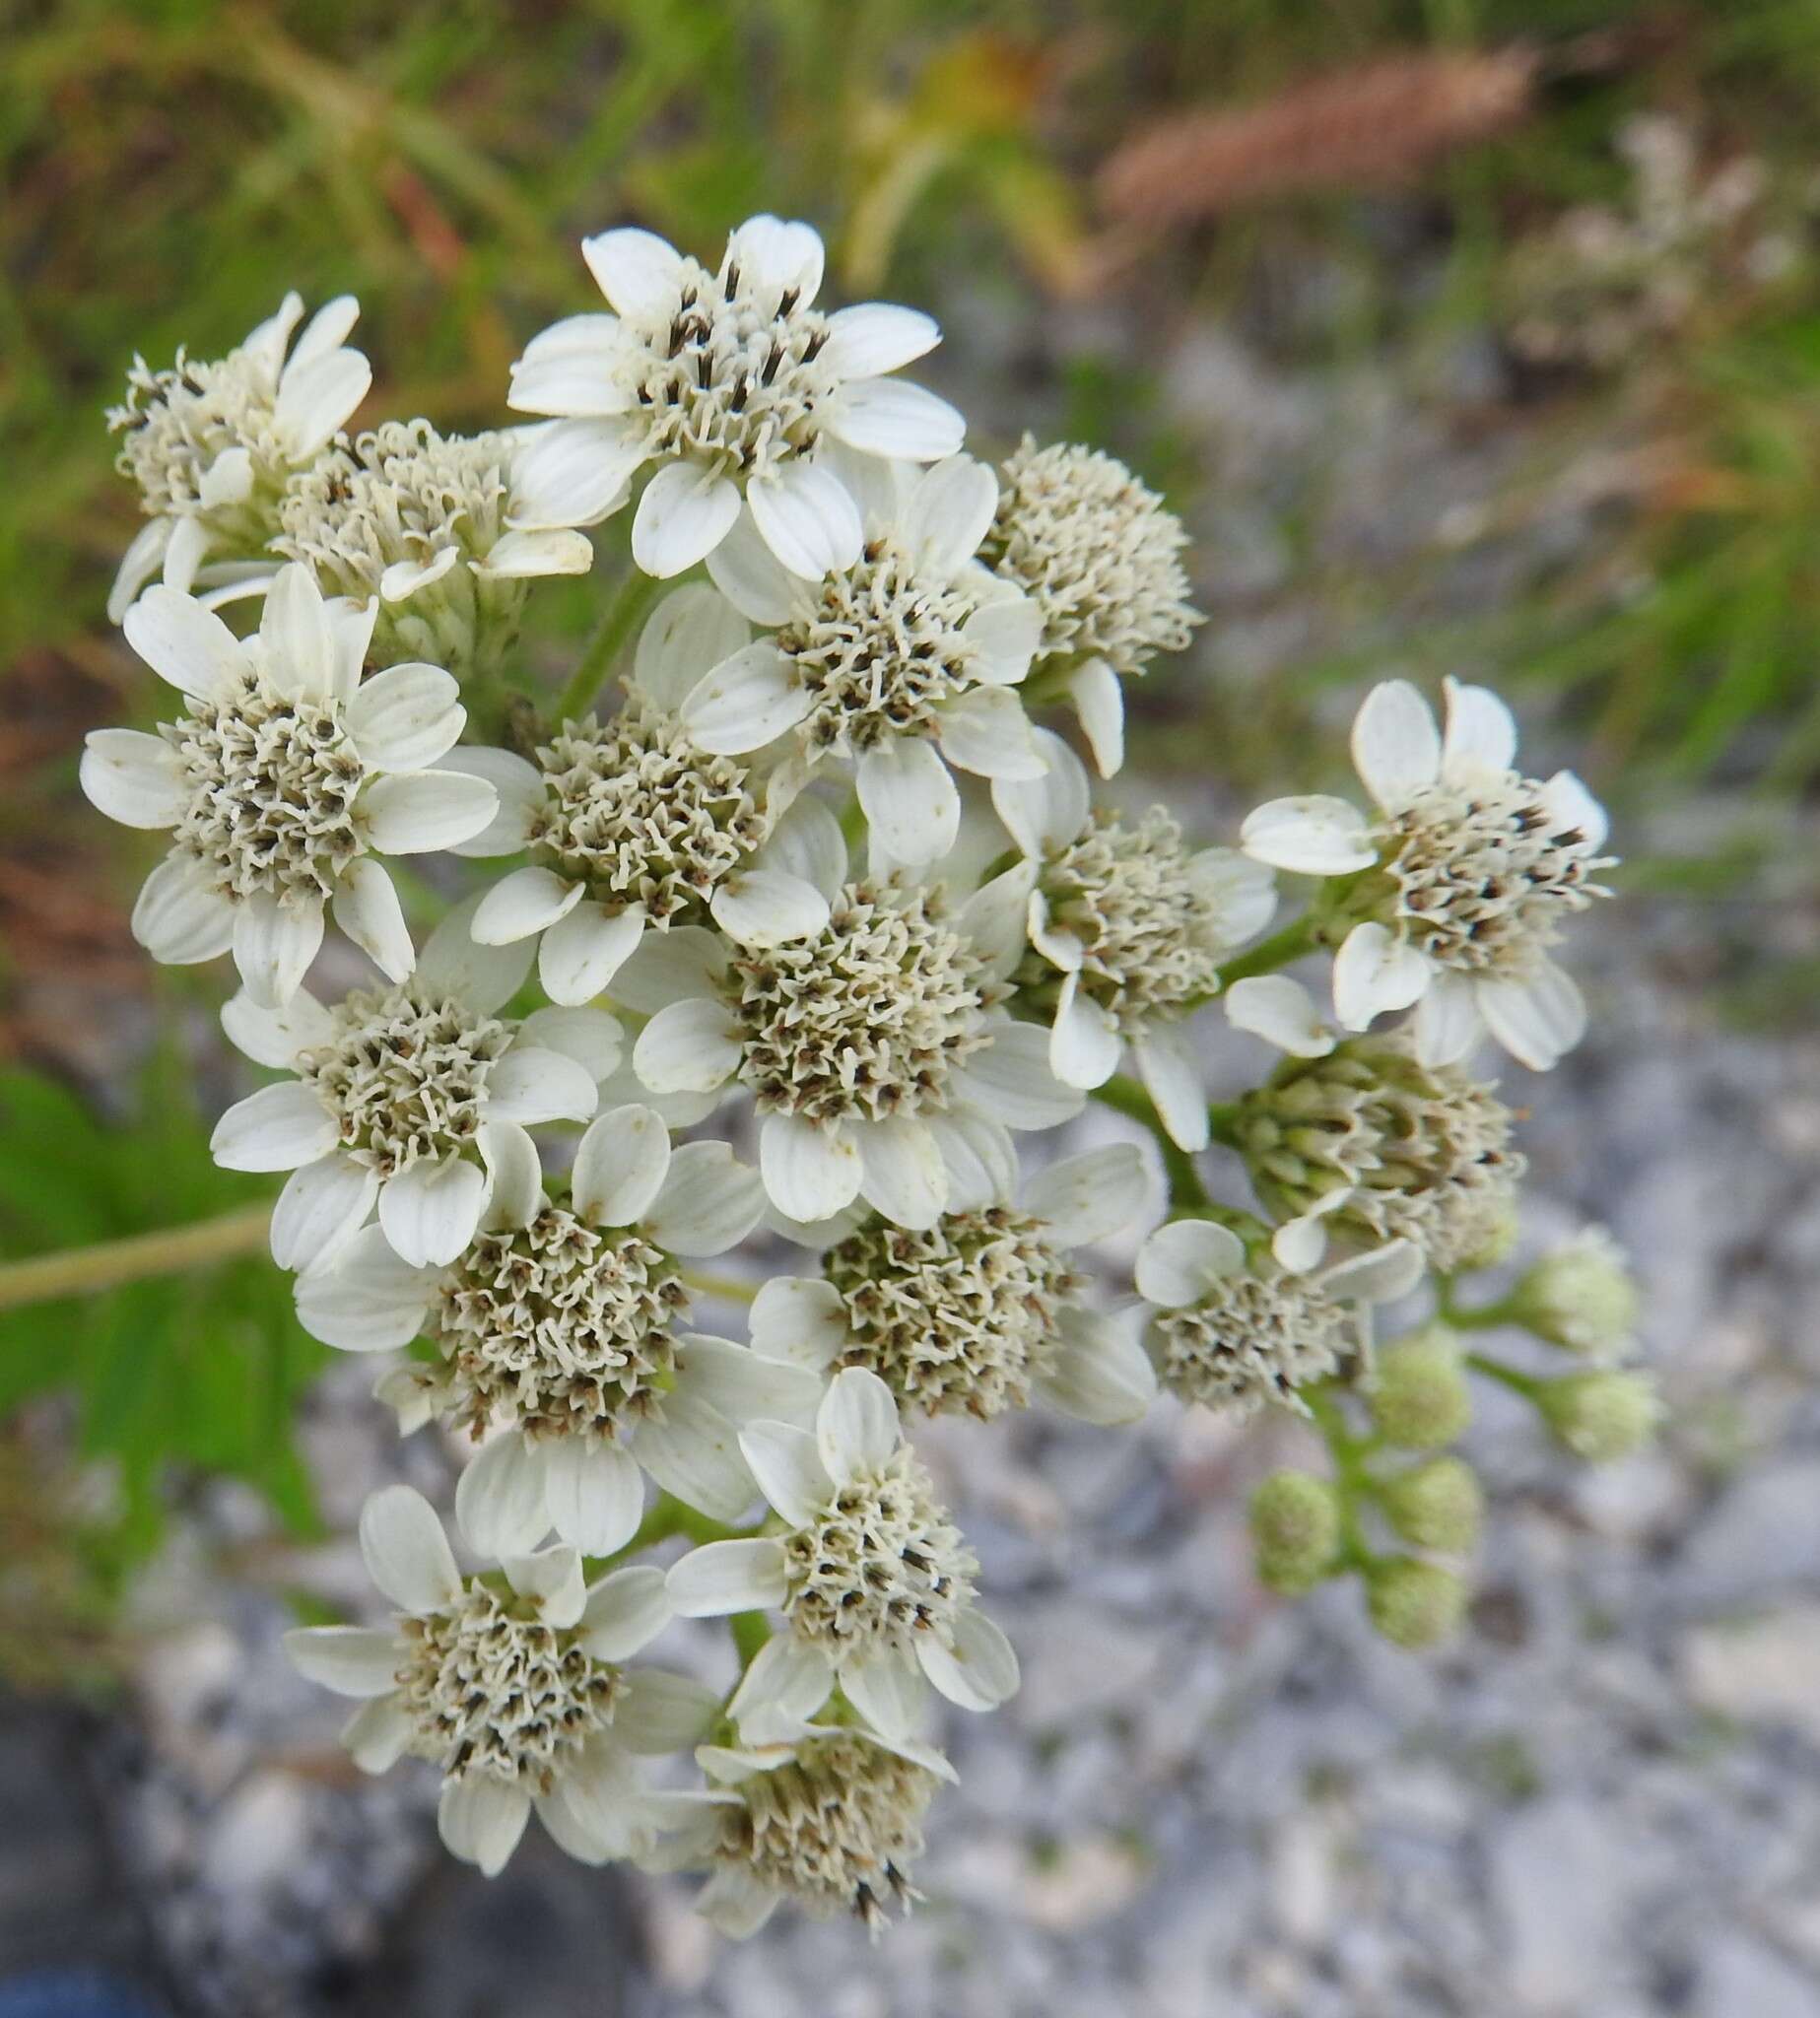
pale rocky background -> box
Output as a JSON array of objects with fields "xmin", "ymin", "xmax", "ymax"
[{"xmin": 5, "ymin": 249, "xmax": 1818, "ymax": 2018}]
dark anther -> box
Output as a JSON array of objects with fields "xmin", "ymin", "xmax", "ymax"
[
  {"xmin": 776, "ymin": 288, "xmax": 799, "ymax": 318},
  {"xmin": 761, "ymin": 342, "xmax": 783, "ymax": 387}
]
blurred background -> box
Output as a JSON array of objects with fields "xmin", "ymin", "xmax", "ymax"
[{"xmin": 3, "ymin": 1, "xmax": 1820, "ymax": 2012}]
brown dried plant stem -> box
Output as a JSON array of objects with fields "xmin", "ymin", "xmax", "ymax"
[
  {"xmin": 0, "ymin": 1203, "xmax": 274, "ymax": 1312},
  {"xmin": 1097, "ymin": 48, "xmax": 1536, "ymax": 227}
]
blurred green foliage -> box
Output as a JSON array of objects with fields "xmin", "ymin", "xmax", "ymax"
[{"xmin": 0, "ymin": 1056, "xmax": 324, "ymax": 1571}]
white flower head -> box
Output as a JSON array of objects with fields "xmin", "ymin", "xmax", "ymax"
[
  {"xmin": 299, "ymin": 1106, "xmax": 823, "ymax": 1553},
  {"xmin": 506, "ymin": 215, "xmax": 963, "ymax": 579},
  {"xmin": 82, "ymin": 567, "xmax": 496, "ymax": 1007},
  {"xmin": 456, "ymin": 588, "xmax": 834, "ymax": 1005},
  {"xmin": 979, "ymin": 437, "xmax": 1202, "ymax": 777},
  {"xmin": 970, "ymin": 729, "xmax": 1276, "ymax": 1151},
  {"xmin": 748, "ymin": 1139, "xmax": 1156, "ymax": 1425},
  {"xmin": 666, "ymin": 1369, "xmax": 1020, "ymax": 1748},
  {"xmin": 273, "ymin": 419, "xmax": 595, "ymax": 673},
  {"xmin": 650, "ymin": 1716, "xmax": 955, "ymax": 1938},
  {"xmin": 629, "ymin": 856, "xmax": 1084, "ymax": 1231},
  {"xmin": 107, "ymin": 293, "xmax": 371, "ymax": 620},
  {"xmin": 1240, "ymin": 678, "xmax": 1613, "ymax": 1071},
  {"xmin": 1228, "ymin": 989, "xmax": 1527, "ymax": 1274},
  {"xmin": 1135, "ymin": 1218, "xmax": 1424, "ymax": 1418},
  {"xmin": 209, "ymin": 900, "xmax": 618, "ymax": 1270},
  {"xmin": 284, "ymin": 1484, "xmax": 710, "ymax": 1876},
  {"xmin": 678, "ymin": 450, "xmax": 1048, "ymax": 867}
]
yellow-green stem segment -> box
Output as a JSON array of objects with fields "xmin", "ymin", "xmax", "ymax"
[{"xmin": 0, "ymin": 1202, "xmax": 275, "ymax": 1312}]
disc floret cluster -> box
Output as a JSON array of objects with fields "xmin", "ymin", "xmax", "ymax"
[{"xmin": 88, "ymin": 211, "xmax": 1653, "ymax": 1935}]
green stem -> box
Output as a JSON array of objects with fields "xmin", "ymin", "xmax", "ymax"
[
  {"xmin": 555, "ymin": 569, "xmax": 662, "ymax": 722},
  {"xmin": 0, "ymin": 1203, "xmax": 273, "ymax": 1312},
  {"xmin": 1091, "ymin": 1076, "xmax": 1210, "ymax": 1209},
  {"xmin": 1305, "ymin": 1383, "xmax": 1384, "ymax": 1574},
  {"xmin": 1214, "ymin": 910, "xmax": 1325, "ymax": 989},
  {"xmin": 1465, "ymin": 1351, "xmax": 1544, "ymax": 1401},
  {"xmin": 678, "ymin": 1266, "xmax": 758, "ymax": 1307},
  {"xmin": 1439, "ymin": 1288, "xmax": 1519, "ymax": 1330}
]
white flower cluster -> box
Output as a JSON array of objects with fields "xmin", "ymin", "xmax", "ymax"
[{"xmin": 90, "ymin": 212, "xmax": 1625, "ymax": 1935}]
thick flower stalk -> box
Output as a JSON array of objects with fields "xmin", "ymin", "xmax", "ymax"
[{"xmin": 71, "ymin": 208, "xmax": 1652, "ymax": 1940}]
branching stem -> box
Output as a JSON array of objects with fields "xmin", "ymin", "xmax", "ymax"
[{"xmin": 1213, "ymin": 909, "xmax": 1325, "ymax": 989}]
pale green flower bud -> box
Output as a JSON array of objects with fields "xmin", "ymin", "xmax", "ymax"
[
  {"xmin": 1235, "ymin": 1035, "xmax": 1524, "ymax": 1274},
  {"xmin": 1538, "ymin": 1369, "xmax": 1660, "ymax": 1462},
  {"xmin": 1511, "ymin": 1229, "xmax": 1640, "ymax": 1357},
  {"xmin": 1249, "ymin": 1470, "xmax": 1342, "ymax": 1594},
  {"xmin": 1366, "ymin": 1556, "xmax": 1467, "ymax": 1648},
  {"xmin": 1379, "ymin": 1456, "xmax": 1484, "ymax": 1555},
  {"xmin": 1454, "ymin": 1193, "xmax": 1520, "ymax": 1271},
  {"xmin": 1370, "ymin": 1322, "xmax": 1471, "ymax": 1450}
]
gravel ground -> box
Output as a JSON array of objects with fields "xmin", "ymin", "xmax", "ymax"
[{"xmin": 7, "ymin": 275, "xmax": 1819, "ymax": 2017}]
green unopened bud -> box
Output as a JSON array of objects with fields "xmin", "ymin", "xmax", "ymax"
[
  {"xmin": 1379, "ymin": 1456, "xmax": 1484, "ymax": 1554},
  {"xmin": 1366, "ymin": 1556, "xmax": 1467, "ymax": 1648},
  {"xmin": 1233, "ymin": 1037, "xmax": 1524, "ymax": 1273},
  {"xmin": 1511, "ymin": 1230, "xmax": 1640, "ymax": 1357},
  {"xmin": 1370, "ymin": 1323, "xmax": 1471, "ymax": 1449},
  {"xmin": 1538, "ymin": 1369, "xmax": 1660, "ymax": 1462},
  {"xmin": 1453, "ymin": 1194, "xmax": 1520, "ymax": 1272},
  {"xmin": 1249, "ymin": 1470, "xmax": 1342, "ymax": 1594}
]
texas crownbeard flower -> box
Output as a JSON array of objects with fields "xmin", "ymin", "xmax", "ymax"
[
  {"xmin": 967, "ymin": 728, "xmax": 1277, "ymax": 1151},
  {"xmin": 284, "ymin": 1484, "xmax": 712, "ymax": 1876},
  {"xmin": 81, "ymin": 566, "xmax": 496, "ymax": 1007},
  {"xmin": 1240, "ymin": 677, "xmax": 1614, "ymax": 1071},
  {"xmin": 1224, "ymin": 978, "xmax": 1526, "ymax": 1274},
  {"xmin": 979, "ymin": 436, "xmax": 1203, "ymax": 777},
  {"xmin": 747, "ymin": 1140, "xmax": 1157, "ymax": 1424},
  {"xmin": 629, "ymin": 857, "xmax": 1083, "ymax": 1230},
  {"xmin": 297, "ymin": 1105, "xmax": 822, "ymax": 1552},
  {"xmin": 456, "ymin": 587, "xmax": 833, "ymax": 1004},
  {"xmin": 1136, "ymin": 1218, "xmax": 1424, "ymax": 1417},
  {"xmin": 679, "ymin": 448, "xmax": 1047, "ymax": 867},
  {"xmin": 272, "ymin": 419, "xmax": 595, "ymax": 673},
  {"xmin": 209, "ymin": 903, "xmax": 617, "ymax": 1269},
  {"xmin": 666, "ymin": 1370, "xmax": 1019, "ymax": 1747},
  {"xmin": 107, "ymin": 293, "xmax": 371, "ymax": 620},
  {"xmin": 506, "ymin": 214, "xmax": 963, "ymax": 579},
  {"xmin": 643, "ymin": 1719, "xmax": 956, "ymax": 1937},
  {"xmin": 96, "ymin": 202, "xmax": 1642, "ymax": 1925}
]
